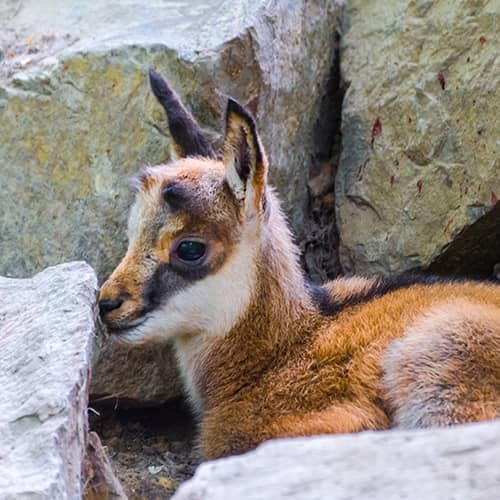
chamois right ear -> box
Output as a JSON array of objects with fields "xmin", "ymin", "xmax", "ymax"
[
  {"xmin": 148, "ymin": 69, "xmax": 215, "ymax": 159},
  {"xmin": 223, "ymin": 98, "xmax": 268, "ymax": 216}
]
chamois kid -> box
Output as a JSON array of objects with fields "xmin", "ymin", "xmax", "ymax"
[{"xmin": 99, "ymin": 69, "xmax": 500, "ymax": 460}]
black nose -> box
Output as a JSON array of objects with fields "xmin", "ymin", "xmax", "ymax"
[{"xmin": 99, "ymin": 298, "xmax": 123, "ymax": 318}]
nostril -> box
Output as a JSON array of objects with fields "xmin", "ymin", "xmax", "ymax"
[{"xmin": 98, "ymin": 298, "xmax": 124, "ymax": 317}]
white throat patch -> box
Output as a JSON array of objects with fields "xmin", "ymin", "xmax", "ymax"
[{"xmin": 115, "ymin": 231, "xmax": 259, "ymax": 410}]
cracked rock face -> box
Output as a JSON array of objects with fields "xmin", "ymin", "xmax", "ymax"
[
  {"xmin": 336, "ymin": 0, "xmax": 499, "ymax": 276},
  {"xmin": 0, "ymin": 0, "xmax": 344, "ymax": 282},
  {"xmin": 173, "ymin": 420, "xmax": 500, "ymax": 500},
  {"xmin": 0, "ymin": 262, "xmax": 97, "ymax": 499}
]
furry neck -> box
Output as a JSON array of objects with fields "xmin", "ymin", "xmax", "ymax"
[{"xmin": 174, "ymin": 193, "xmax": 317, "ymax": 414}]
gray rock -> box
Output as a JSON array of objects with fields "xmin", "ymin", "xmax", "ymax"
[
  {"xmin": 0, "ymin": 262, "xmax": 97, "ymax": 499},
  {"xmin": 0, "ymin": 0, "xmax": 344, "ymax": 282},
  {"xmin": 173, "ymin": 420, "xmax": 500, "ymax": 500},
  {"xmin": 84, "ymin": 432, "xmax": 128, "ymax": 499},
  {"xmin": 336, "ymin": 0, "xmax": 500, "ymax": 275},
  {"xmin": 90, "ymin": 340, "xmax": 182, "ymax": 407},
  {"xmin": 1, "ymin": 0, "xmax": 344, "ymax": 407}
]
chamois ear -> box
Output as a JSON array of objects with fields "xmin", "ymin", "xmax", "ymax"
[
  {"xmin": 149, "ymin": 69, "xmax": 215, "ymax": 159},
  {"xmin": 223, "ymin": 98, "xmax": 268, "ymax": 215}
]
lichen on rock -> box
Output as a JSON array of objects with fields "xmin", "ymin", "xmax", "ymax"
[
  {"xmin": 336, "ymin": 0, "xmax": 499, "ymax": 276},
  {"xmin": 0, "ymin": 0, "xmax": 344, "ymax": 283}
]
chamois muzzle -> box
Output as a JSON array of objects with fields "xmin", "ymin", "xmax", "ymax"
[{"xmin": 98, "ymin": 298, "xmax": 124, "ymax": 319}]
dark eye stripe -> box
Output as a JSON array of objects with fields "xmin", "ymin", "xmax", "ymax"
[{"xmin": 141, "ymin": 244, "xmax": 228, "ymax": 311}]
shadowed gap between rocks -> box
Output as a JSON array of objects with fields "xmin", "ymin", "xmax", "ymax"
[
  {"xmin": 426, "ymin": 203, "xmax": 500, "ymax": 279},
  {"xmin": 88, "ymin": 398, "xmax": 198, "ymax": 500},
  {"xmin": 302, "ymin": 29, "xmax": 345, "ymax": 283}
]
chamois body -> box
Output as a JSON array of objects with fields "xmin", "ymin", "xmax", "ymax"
[
  {"xmin": 99, "ymin": 70, "xmax": 500, "ymax": 460},
  {"xmin": 176, "ymin": 192, "xmax": 500, "ymax": 459}
]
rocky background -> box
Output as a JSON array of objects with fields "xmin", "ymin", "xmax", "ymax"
[
  {"xmin": 338, "ymin": 0, "xmax": 499, "ymax": 277},
  {"xmin": 0, "ymin": 0, "xmax": 498, "ymax": 498}
]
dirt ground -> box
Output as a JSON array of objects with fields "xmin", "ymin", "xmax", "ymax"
[{"xmin": 89, "ymin": 399, "xmax": 199, "ymax": 499}]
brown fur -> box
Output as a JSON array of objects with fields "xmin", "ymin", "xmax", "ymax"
[
  {"xmin": 99, "ymin": 72, "xmax": 500, "ymax": 460},
  {"xmin": 195, "ymin": 275, "xmax": 500, "ymax": 459}
]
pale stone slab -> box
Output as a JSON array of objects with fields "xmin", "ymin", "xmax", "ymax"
[
  {"xmin": 174, "ymin": 420, "xmax": 500, "ymax": 500},
  {"xmin": 0, "ymin": 262, "xmax": 97, "ymax": 499}
]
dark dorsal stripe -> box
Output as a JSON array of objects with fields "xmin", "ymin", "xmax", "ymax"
[{"xmin": 307, "ymin": 274, "xmax": 482, "ymax": 317}]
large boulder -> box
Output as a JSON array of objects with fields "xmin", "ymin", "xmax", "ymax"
[
  {"xmin": 0, "ymin": 0, "xmax": 344, "ymax": 282},
  {"xmin": 336, "ymin": 0, "xmax": 499, "ymax": 276},
  {"xmin": 0, "ymin": 0, "xmax": 344, "ymax": 407},
  {"xmin": 0, "ymin": 262, "xmax": 98, "ymax": 498},
  {"xmin": 173, "ymin": 420, "xmax": 500, "ymax": 500}
]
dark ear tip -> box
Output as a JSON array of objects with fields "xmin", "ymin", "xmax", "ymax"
[
  {"xmin": 148, "ymin": 68, "xmax": 161, "ymax": 85},
  {"xmin": 226, "ymin": 97, "xmax": 256, "ymax": 126},
  {"xmin": 148, "ymin": 68, "xmax": 171, "ymax": 97}
]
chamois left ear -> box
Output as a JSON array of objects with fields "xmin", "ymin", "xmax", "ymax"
[
  {"xmin": 149, "ymin": 69, "xmax": 215, "ymax": 160},
  {"xmin": 223, "ymin": 98, "xmax": 268, "ymax": 216}
]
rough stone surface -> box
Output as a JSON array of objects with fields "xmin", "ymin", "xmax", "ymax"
[
  {"xmin": 336, "ymin": 0, "xmax": 499, "ymax": 276},
  {"xmin": 0, "ymin": 0, "xmax": 344, "ymax": 283},
  {"xmin": 0, "ymin": 262, "xmax": 97, "ymax": 499},
  {"xmin": 90, "ymin": 341, "xmax": 182, "ymax": 407},
  {"xmin": 0, "ymin": 0, "xmax": 344, "ymax": 407},
  {"xmin": 173, "ymin": 420, "xmax": 500, "ymax": 500},
  {"xmin": 83, "ymin": 432, "xmax": 128, "ymax": 500},
  {"xmin": 89, "ymin": 402, "xmax": 198, "ymax": 499}
]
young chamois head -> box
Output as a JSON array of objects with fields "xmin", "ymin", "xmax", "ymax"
[{"xmin": 98, "ymin": 70, "xmax": 303, "ymax": 344}]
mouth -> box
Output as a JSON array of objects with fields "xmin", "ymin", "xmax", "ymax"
[{"xmin": 106, "ymin": 315, "xmax": 149, "ymax": 335}]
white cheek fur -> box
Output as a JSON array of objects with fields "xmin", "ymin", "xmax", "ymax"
[{"xmin": 111, "ymin": 233, "xmax": 259, "ymax": 408}]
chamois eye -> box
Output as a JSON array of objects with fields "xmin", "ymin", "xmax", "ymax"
[{"xmin": 176, "ymin": 240, "xmax": 206, "ymax": 263}]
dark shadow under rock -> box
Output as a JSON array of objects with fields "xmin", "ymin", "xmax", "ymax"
[
  {"xmin": 427, "ymin": 203, "xmax": 500, "ymax": 279},
  {"xmin": 89, "ymin": 399, "xmax": 199, "ymax": 500},
  {"xmin": 302, "ymin": 29, "xmax": 344, "ymax": 283}
]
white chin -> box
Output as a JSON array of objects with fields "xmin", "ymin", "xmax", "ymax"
[
  {"xmin": 110, "ymin": 329, "xmax": 148, "ymax": 345},
  {"xmin": 109, "ymin": 317, "xmax": 173, "ymax": 346}
]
